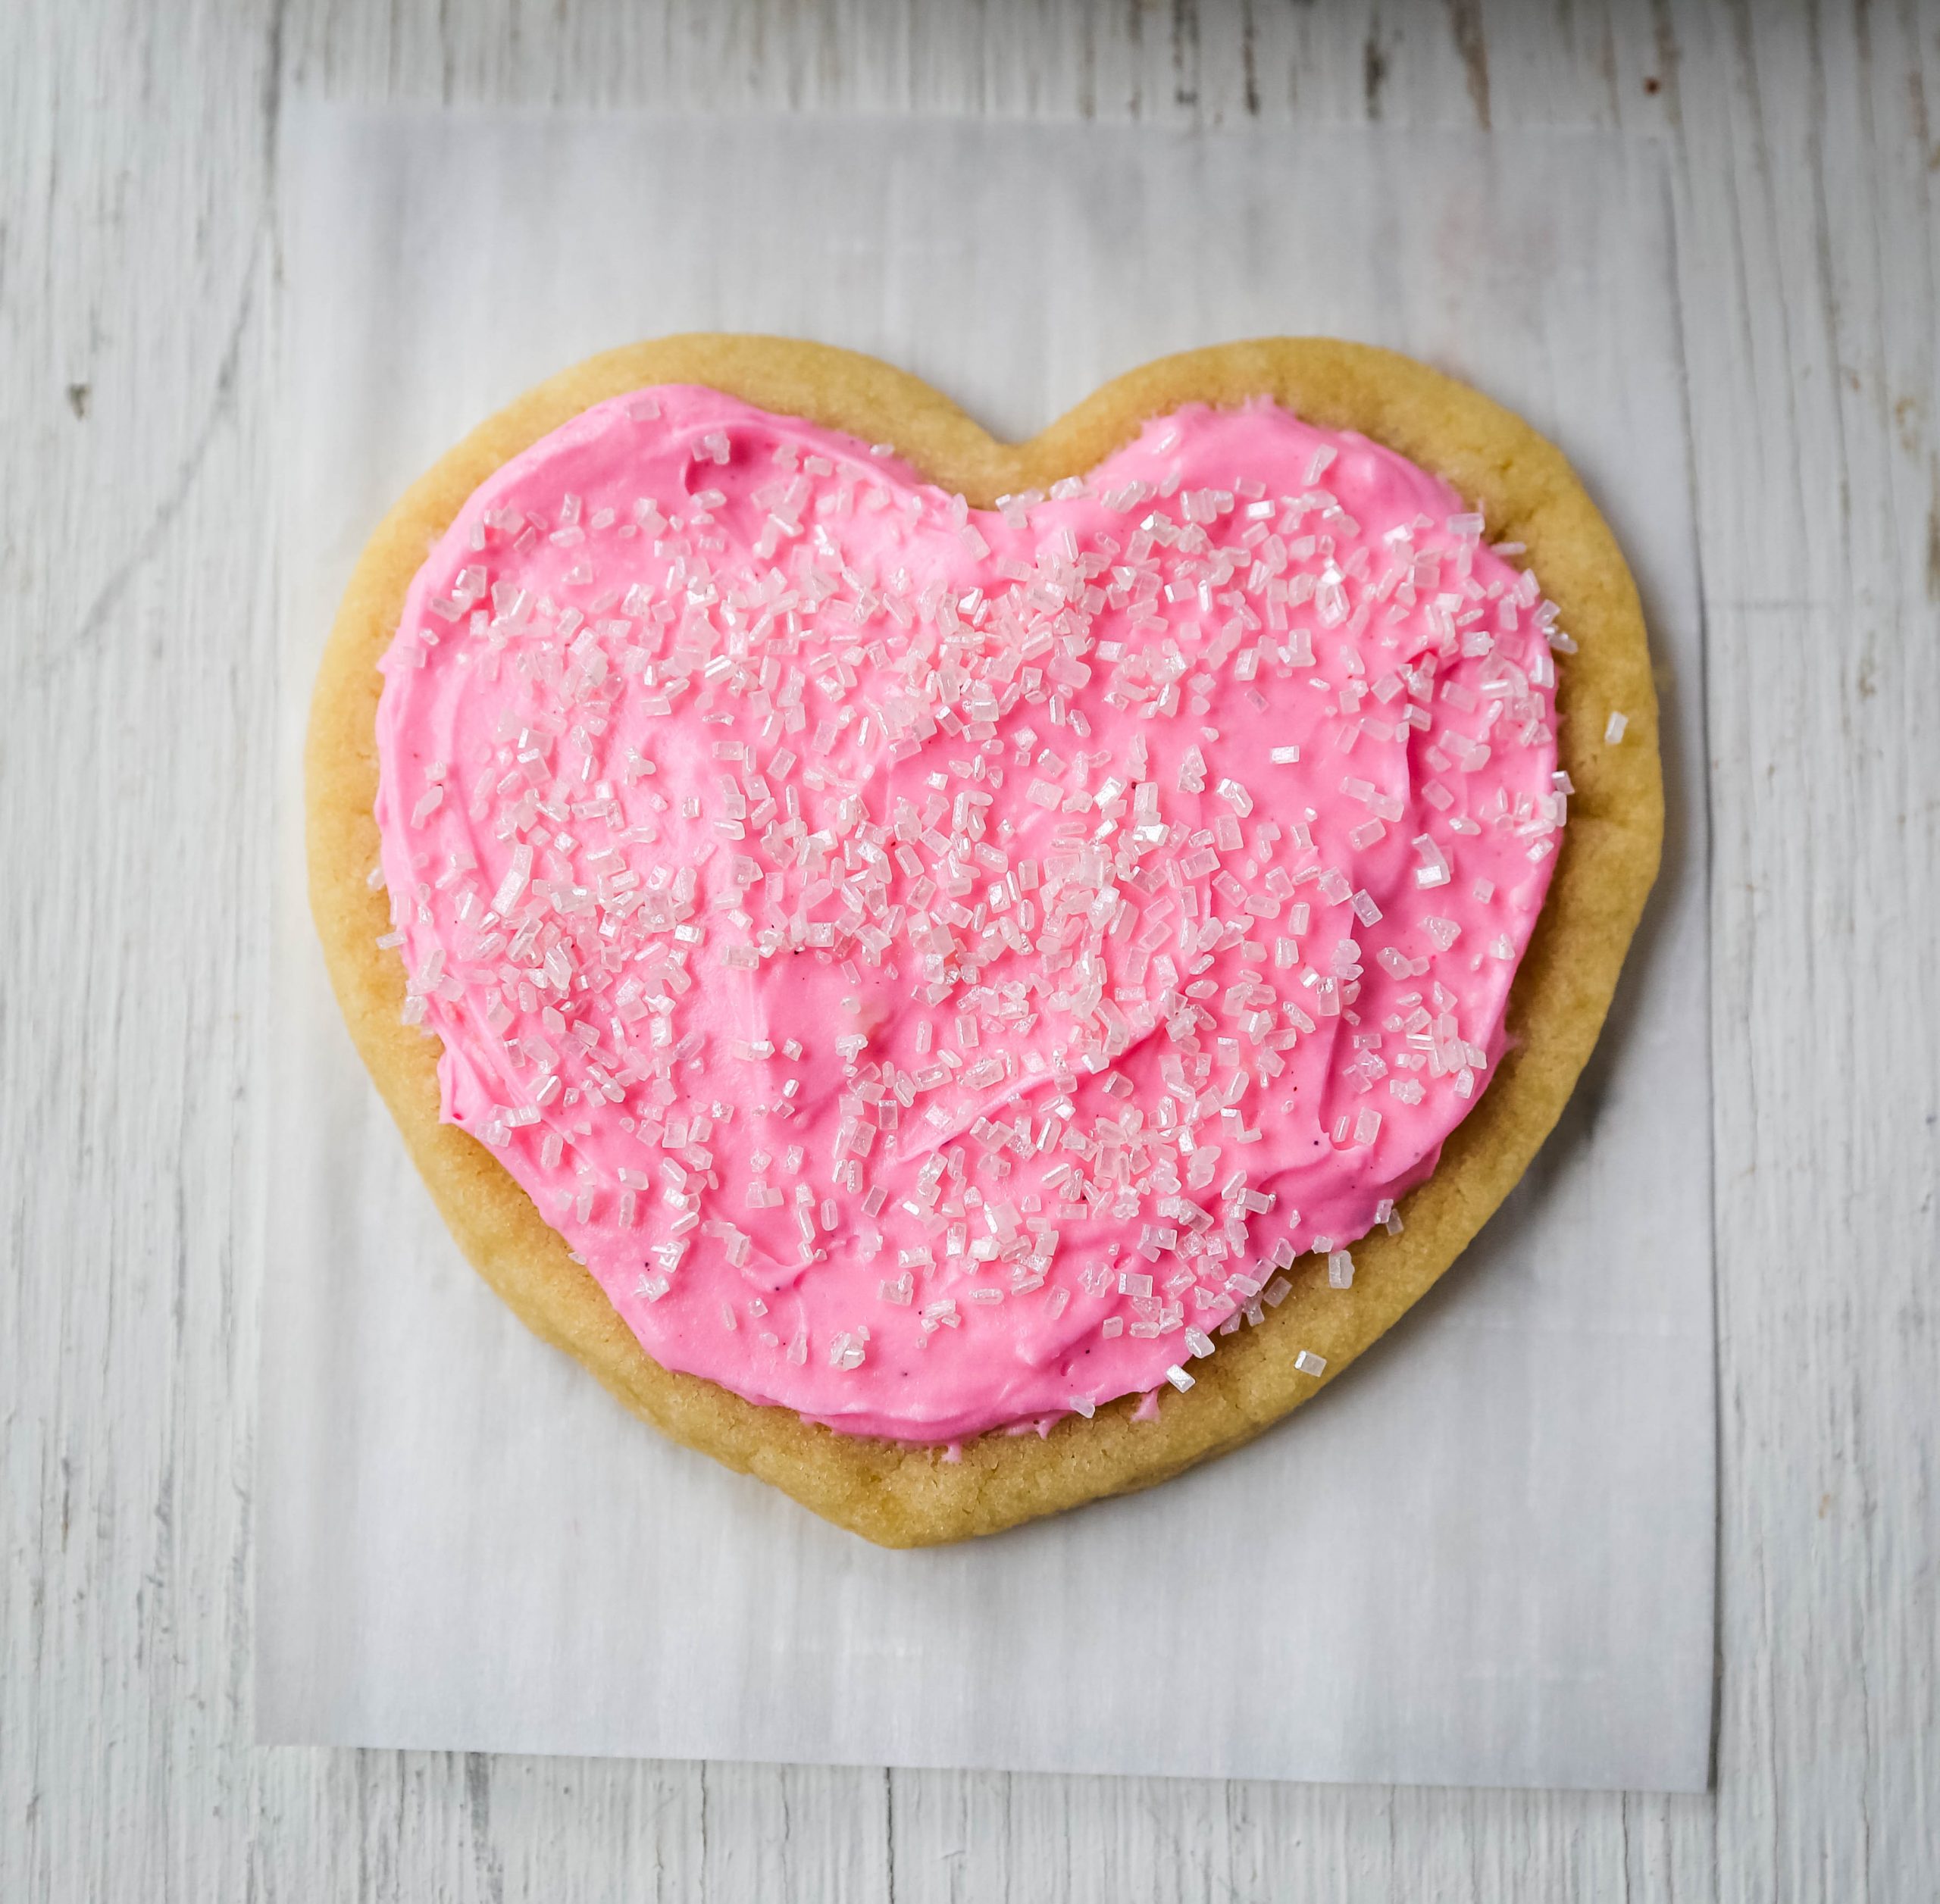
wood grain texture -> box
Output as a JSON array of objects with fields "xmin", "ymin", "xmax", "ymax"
[{"xmin": 2, "ymin": 0, "xmax": 1934, "ymax": 1898}]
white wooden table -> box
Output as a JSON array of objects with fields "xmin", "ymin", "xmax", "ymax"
[{"xmin": 4, "ymin": 3, "xmax": 1935, "ymax": 1897}]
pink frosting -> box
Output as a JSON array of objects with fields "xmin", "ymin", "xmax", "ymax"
[{"xmin": 373, "ymin": 387, "xmax": 1566, "ymax": 1441}]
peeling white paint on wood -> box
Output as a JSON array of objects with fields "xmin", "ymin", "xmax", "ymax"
[{"xmin": 2, "ymin": 2, "xmax": 1935, "ymax": 1899}]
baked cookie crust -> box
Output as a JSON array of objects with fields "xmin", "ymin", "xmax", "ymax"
[{"xmin": 306, "ymin": 336, "xmax": 1662, "ymax": 1546}]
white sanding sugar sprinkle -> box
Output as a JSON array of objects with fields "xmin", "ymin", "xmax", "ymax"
[{"xmin": 1604, "ymin": 709, "xmax": 1629, "ymax": 743}]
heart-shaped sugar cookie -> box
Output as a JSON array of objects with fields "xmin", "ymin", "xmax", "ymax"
[{"xmin": 307, "ymin": 336, "xmax": 1660, "ymax": 1545}]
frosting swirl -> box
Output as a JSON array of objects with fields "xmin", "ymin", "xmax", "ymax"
[{"xmin": 374, "ymin": 389, "xmax": 1566, "ymax": 1440}]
